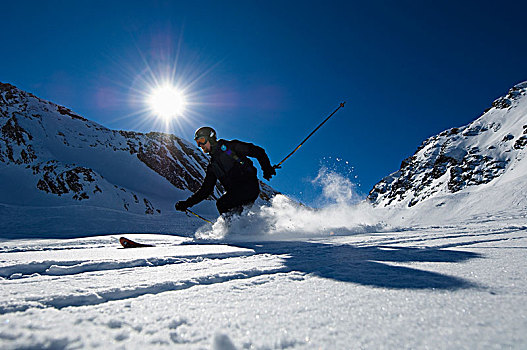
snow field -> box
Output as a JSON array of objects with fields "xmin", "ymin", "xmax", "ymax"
[{"xmin": 1, "ymin": 217, "xmax": 526, "ymax": 349}]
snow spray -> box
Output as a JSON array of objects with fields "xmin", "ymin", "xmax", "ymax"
[{"xmin": 195, "ymin": 166, "xmax": 387, "ymax": 241}]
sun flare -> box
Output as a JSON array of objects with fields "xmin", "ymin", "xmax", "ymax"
[{"xmin": 147, "ymin": 84, "xmax": 187, "ymax": 120}]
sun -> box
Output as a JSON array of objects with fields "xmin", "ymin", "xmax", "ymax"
[{"xmin": 147, "ymin": 84, "xmax": 187, "ymax": 120}]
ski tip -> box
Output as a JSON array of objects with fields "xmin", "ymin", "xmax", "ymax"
[{"xmin": 119, "ymin": 237, "xmax": 154, "ymax": 248}]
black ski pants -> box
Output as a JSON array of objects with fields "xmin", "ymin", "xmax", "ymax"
[{"xmin": 216, "ymin": 180, "xmax": 260, "ymax": 215}]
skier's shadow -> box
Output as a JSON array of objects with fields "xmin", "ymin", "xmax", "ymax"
[{"xmin": 232, "ymin": 241, "xmax": 481, "ymax": 290}]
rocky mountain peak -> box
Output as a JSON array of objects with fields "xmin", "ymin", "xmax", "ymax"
[{"xmin": 368, "ymin": 81, "xmax": 527, "ymax": 208}]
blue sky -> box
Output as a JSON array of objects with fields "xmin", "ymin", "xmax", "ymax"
[{"xmin": 1, "ymin": 1, "xmax": 526, "ymax": 205}]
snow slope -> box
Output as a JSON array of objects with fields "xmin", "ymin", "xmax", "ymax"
[{"xmin": 1, "ymin": 215, "xmax": 526, "ymax": 349}]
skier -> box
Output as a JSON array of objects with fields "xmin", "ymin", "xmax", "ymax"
[{"xmin": 175, "ymin": 127, "xmax": 276, "ymax": 216}]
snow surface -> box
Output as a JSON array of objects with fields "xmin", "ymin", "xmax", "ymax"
[
  {"xmin": 1, "ymin": 169, "xmax": 526, "ymax": 349},
  {"xmin": 1, "ymin": 214, "xmax": 526, "ymax": 349}
]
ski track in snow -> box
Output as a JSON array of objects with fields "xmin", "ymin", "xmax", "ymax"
[{"xmin": 1, "ymin": 217, "xmax": 526, "ymax": 349}]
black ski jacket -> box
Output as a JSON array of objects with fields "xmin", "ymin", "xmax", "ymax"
[{"xmin": 185, "ymin": 139, "xmax": 272, "ymax": 206}]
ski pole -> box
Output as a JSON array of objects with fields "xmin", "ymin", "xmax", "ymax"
[
  {"xmin": 273, "ymin": 102, "xmax": 346, "ymax": 169},
  {"xmin": 186, "ymin": 209, "xmax": 213, "ymax": 224}
]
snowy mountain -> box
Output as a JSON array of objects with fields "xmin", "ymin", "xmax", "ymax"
[
  {"xmin": 0, "ymin": 82, "xmax": 278, "ymax": 237},
  {"xmin": 368, "ymin": 81, "xmax": 527, "ymax": 221}
]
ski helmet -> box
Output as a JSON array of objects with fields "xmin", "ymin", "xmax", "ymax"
[{"xmin": 194, "ymin": 126, "xmax": 217, "ymax": 143}]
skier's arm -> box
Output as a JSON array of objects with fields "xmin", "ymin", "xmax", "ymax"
[
  {"xmin": 185, "ymin": 165, "xmax": 217, "ymax": 207},
  {"xmin": 231, "ymin": 140, "xmax": 275, "ymax": 180},
  {"xmin": 231, "ymin": 140, "xmax": 272, "ymax": 169}
]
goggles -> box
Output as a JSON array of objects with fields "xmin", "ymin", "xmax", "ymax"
[{"xmin": 195, "ymin": 137, "xmax": 207, "ymax": 146}]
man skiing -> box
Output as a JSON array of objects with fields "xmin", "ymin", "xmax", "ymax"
[{"xmin": 175, "ymin": 127, "xmax": 276, "ymax": 216}]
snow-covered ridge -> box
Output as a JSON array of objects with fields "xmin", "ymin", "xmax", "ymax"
[
  {"xmin": 368, "ymin": 81, "xmax": 527, "ymax": 209},
  {"xmin": 0, "ymin": 82, "xmax": 210, "ymax": 212},
  {"xmin": 0, "ymin": 82, "xmax": 278, "ymax": 236}
]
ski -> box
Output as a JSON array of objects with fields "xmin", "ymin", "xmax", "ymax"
[{"xmin": 119, "ymin": 237, "xmax": 154, "ymax": 248}]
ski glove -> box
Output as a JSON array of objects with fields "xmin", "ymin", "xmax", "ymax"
[
  {"xmin": 175, "ymin": 200, "xmax": 190, "ymax": 212},
  {"xmin": 263, "ymin": 166, "xmax": 276, "ymax": 181}
]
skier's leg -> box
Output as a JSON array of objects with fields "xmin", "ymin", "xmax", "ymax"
[
  {"xmin": 216, "ymin": 192, "xmax": 237, "ymax": 215},
  {"xmin": 216, "ymin": 194, "xmax": 253, "ymax": 215},
  {"xmin": 216, "ymin": 181, "xmax": 260, "ymax": 215}
]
